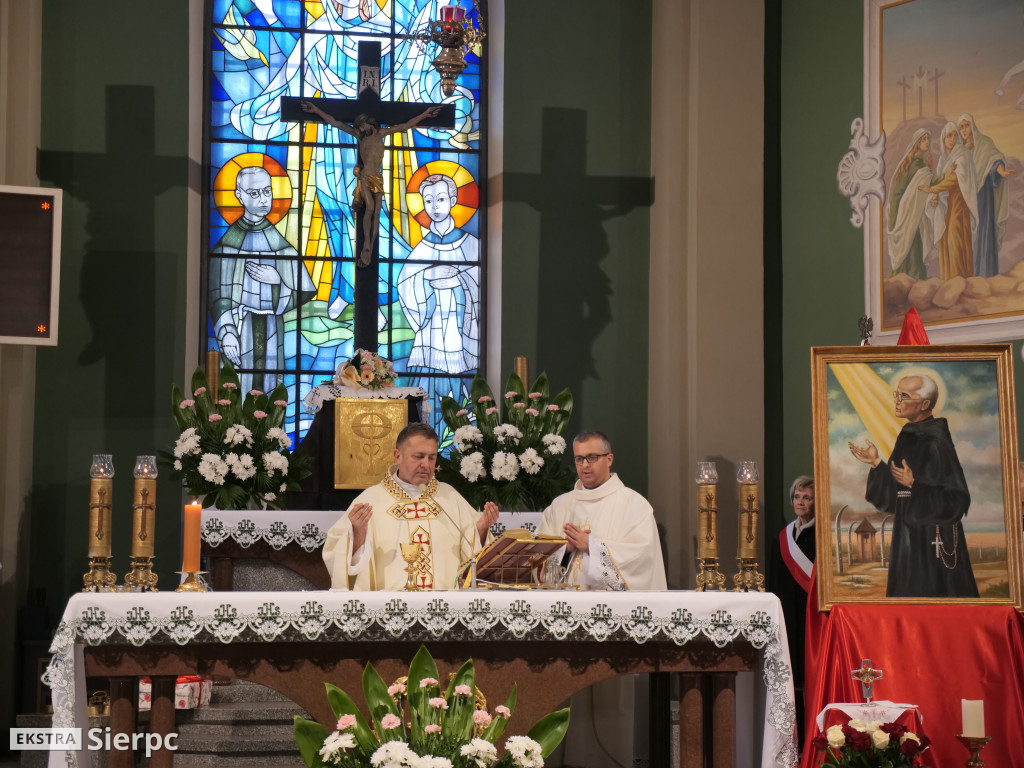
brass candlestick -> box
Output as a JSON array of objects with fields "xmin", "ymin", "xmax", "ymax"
[
  {"xmin": 84, "ymin": 455, "xmax": 117, "ymax": 592},
  {"xmin": 175, "ymin": 571, "xmax": 209, "ymax": 592},
  {"xmin": 955, "ymin": 735, "xmax": 992, "ymax": 768},
  {"xmin": 401, "ymin": 542, "xmax": 422, "ymax": 591},
  {"xmin": 733, "ymin": 462, "xmax": 765, "ymax": 592},
  {"xmin": 695, "ymin": 462, "xmax": 725, "ymax": 591},
  {"xmin": 124, "ymin": 456, "xmax": 159, "ymax": 591}
]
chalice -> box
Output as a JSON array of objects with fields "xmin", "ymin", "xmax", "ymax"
[{"xmin": 401, "ymin": 542, "xmax": 422, "ymax": 591}]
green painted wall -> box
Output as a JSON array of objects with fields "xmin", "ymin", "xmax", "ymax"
[
  {"xmin": 501, "ymin": 0, "xmax": 653, "ymax": 495},
  {"xmin": 32, "ymin": 0, "xmax": 191, "ymax": 617}
]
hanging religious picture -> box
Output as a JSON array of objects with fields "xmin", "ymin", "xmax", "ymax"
[
  {"xmin": 858, "ymin": 0, "xmax": 1024, "ymax": 343},
  {"xmin": 810, "ymin": 344, "xmax": 1023, "ymax": 608}
]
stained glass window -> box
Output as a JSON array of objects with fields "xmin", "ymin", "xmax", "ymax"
[{"xmin": 206, "ymin": 0, "xmax": 485, "ymax": 446}]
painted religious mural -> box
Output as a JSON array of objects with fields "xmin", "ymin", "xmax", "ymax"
[
  {"xmin": 206, "ymin": 0, "xmax": 484, "ymax": 443},
  {"xmin": 862, "ymin": 0, "xmax": 1024, "ymax": 342}
]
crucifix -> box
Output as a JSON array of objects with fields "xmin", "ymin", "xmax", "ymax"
[
  {"xmin": 280, "ymin": 41, "xmax": 456, "ymax": 353},
  {"xmin": 852, "ymin": 658, "xmax": 883, "ymax": 703},
  {"xmin": 896, "ymin": 75, "xmax": 911, "ymax": 122},
  {"xmin": 929, "ymin": 66, "xmax": 945, "ymax": 116}
]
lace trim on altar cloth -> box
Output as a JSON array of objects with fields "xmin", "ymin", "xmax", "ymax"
[
  {"xmin": 302, "ymin": 384, "xmax": 427, "ymax": 414},
  {"xmin": 45, "ymin": 596, "xmax": 799, "ymax": 768},
  {"xmin": 201, "ymin": 517, "xmax": 328, "ymax": 552}
]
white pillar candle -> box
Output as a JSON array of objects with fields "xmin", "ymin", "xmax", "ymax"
[{"xmin": 961, "ymin": 699, "xmax": 985, "ymax": 737}]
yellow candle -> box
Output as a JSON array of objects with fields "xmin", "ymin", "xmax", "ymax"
[
  {"xmin": 961, "ymin": 699, "xmax": 985, "ymax": 737},
  {"xmin": 132, "ymin": 478, "xmax": 156, "ymax": 558},
  {"xmin": 738, "ymin": 483, "xmax": 759, "ymax": 559},
  {"xmin": 697, "ymin": 484, "xmax": 718, "ymax": 558},
  {"xmin": 182, "ymin": 500, "xmax": 202, "ymax": 573},
  {"xmin": 88, "ymin": 477, "xmax": 113, "ymax": 558}
]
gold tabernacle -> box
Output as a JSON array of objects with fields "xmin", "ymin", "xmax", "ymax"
[
  {"xmin": 458, "ymin": 529, "xmax": 567, "ymax": 588},
  {"xmin": 333, "ymin": 398, "xmax": 409, "ymax": 489}
]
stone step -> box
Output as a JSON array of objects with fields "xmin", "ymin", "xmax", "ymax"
[
  {"xmin": 171, "ymin": 723, "xmax": 298, "ymax": 751},
  {"xmin": 160, "ymin": 754, "xmax": 306, "ymax": 768},
  {"xmin": 207, "ymin": 680, "xmax": 294, "ymax": 704},
  {"xmin": 177, "ymin": 701, "xmax": 309, "ymax": 724}
]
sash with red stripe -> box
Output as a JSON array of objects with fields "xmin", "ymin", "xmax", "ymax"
[{"xmin": 779, "ymin": 520, "xmax": 813, "ymax": 593}]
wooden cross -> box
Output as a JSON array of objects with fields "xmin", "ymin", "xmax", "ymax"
[
  {"xmin": 280, "ymin": 41, "xmax": 456, "ymax": 353},
  {"xmin": 929, "ymin": 67, "xmax": 945, "ymax": 116},
  {"xmin": 852, "ymin": 658, "xmax": 883, "ymax": 703},
  {"xmin": 896, "ymin": 75, "xmax": 911, "ymax": 122}
]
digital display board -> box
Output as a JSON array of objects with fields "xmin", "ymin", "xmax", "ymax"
[{"xmin": 0, "ymin": 186, "xmax": 62, "ymax": 345}]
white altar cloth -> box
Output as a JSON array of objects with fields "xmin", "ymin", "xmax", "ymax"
[
  {"xmin": 45, "ymin": 590, "xmax": 797, "ymax": 768},
  {"xmin": 200, "ymin": 508, "xmax": 545, "ymax": 551},
  {"xmin": 301, "ymin": 384, "xmax": 426, "ymax": 414}
]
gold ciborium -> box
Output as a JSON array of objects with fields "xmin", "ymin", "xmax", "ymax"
[{"xmin": 401, "ymin": 542, "xmax": 422, "ymax": 591}]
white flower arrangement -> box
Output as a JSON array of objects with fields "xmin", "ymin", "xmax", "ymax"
[
  {"xmin": 436, "ymin": 373, "xmax": 575, "ymax": 511},
  {"xmin": 295, "ymin": 646, "xmax": 568, "ymax": 768},
  {"xmin": 160, "ymin": 361, "xmax": 311, "ymax": 510}
]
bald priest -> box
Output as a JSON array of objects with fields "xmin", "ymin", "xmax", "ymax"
[{"xmin": 323, "ymin": 423, "xmax": 499, "ymax": 590}]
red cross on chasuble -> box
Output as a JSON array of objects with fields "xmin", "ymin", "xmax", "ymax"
[{"xmin": 389, "ymin": 499, "xmax": 442, "ymax": 589}]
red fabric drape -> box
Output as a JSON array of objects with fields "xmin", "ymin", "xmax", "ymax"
[
  {"xmin": 800, "ymin": 605, "xmax": 1024, "ymax": 767},
  {"xmin": 896, "ymin": 307, "xmax": 931, "ymax": 345}
]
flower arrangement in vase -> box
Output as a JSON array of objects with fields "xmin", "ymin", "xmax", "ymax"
[
  {"xmin": 812, "ymin": 718, "xmax": 931, "ymax": 768},
  {"xmin": 294, "ymin": 645, "xmax": 568, "ymax": 768},
  {"xmin": 434, "ymin": 372, "xmax": 574, "ymax": 511},
  {"xmin": 334, "ymin": 349, "xmax": 398, "ymax": 390},
  {"xmin": 159, "ymin": 361, "xmax": 311, "ymax": 510}
]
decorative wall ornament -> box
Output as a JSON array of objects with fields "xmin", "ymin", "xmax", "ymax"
[{"xmin": 836, "ymin": 117, "xmax": 886, "ymax": 228}]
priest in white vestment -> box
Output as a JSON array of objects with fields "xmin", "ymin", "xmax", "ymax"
[
  {"xmin": 323, "ymin": 423, "xmax": 498, "ymax": 591},
  {"xmin": 538, "ymin": 430, "xmax": 667, "ymax": 768}
]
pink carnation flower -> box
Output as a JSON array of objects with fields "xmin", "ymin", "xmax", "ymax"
[
  {"xmin": 512, "ymin": 402, "xmax": 526, "ymax": 409},
  {"xmin": 547, "ymin": 404, "xmax": 559, "ymax": 411},
  {"xmin": 456, "ymin": 409, "xmax": 469, "ymax": 417},
  {"xmin": 381, "ymin": 714, "xmax": 401, "ymax": 730},
  {"xmin": 454, "ymin": 685, "xmax": 472, "ymax": 696},
  {"xmin": 485, "ymin": 407, "xmax": 498, "ymax": 415},
  {"xmin": 477, "ymin": 396, "xmax": 493, "ymax": 403},
  {"xmin": 495, "ymin": 705, "xmax": 511, "ymax": 718},
  {"xmin": 249, "ymin": 389, "xmax": 263, "ymax": 396},
  {"xmin": 387, "ymin": 683, "xmax": 407, "ymax": 696},
  {"xmin": 208, "ymin": 414, "xmax": 223, "ymax": 422},
  {"xmin": 223, "ymin": 383, "xmax": 237, "ymax": 389},
  {"xmin": 528, "ymin": 392, "xmax": 543, "ymax": 398},
  {"xmin": 193, "ymin": 387, "xmax": 207, "ymax": 395},
  {"xmin": 179, "ymin": 399, "xmax": 195, "ymax": 409},
  {"xmin": 428, "ymin": 697, "xmax": 449, "ymax": 710},
  {"xmin": 505, "ymin": 391, "xmax": 518, "ymax": 398},
  {"xmin": 274, "ymin": 400, "xmax": 287, "ymax": 407},
  {"xmin": 419, "ymin": 678, "xmax": 439, "ymax": 688},
  {"xmin": 253, "ymin": 410, "xmax": 267, "ymax": 419},
  {"xmin": 424, "ymin": 724, "xmax": 442, "ymax": 734},
  {"xmin": 525, "ymin": 408, "xmax": 539, "ymax": 416},
  {"xmin": 218, "ymin": 399, "xmax": 231, "ymax": 406},
  {"xmin": 336, "ymin": 714, "xmax": 357, "ymax": 731},
  {"xmin": 473, "ymin": 710, "xmax": 492, "ymax": 726}
]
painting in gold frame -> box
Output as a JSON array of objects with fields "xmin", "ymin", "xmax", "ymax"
[
  {"xmin": 811, "ymin": 344, "xmax": 1022, "ymax": 609},
  {"xmin": 333, "ymin": 398, "xmax": 409, "ymax": 489}
]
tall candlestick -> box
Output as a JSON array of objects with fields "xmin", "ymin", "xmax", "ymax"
[
  {"xmin": 961, "ymin": 699, "xmax": 985, "ymax": 737},
  {"xmin": 132, "ymin": 456, "xmax": 157, "ymax": 558},
  {"xmin": 88, "ymin": 455, "xmax": 115, "ymax": 558},
  {"xmin": 737, "ymin": 461, "xmax": 760, "ymax": 559},
  {"xmin": 695, "ymin": 462, "xmax": 719, "ymax": 559},
  {"xmin": 514, "ymin": 355, "xmax": 529, "ymax": 386},
  {"xmin": 182, "ymin": 500, "xmax": 202, "ymax": 573},
  {"xmin": 206, "ymin": 349, "xmax": 220, "ymax": 399}
]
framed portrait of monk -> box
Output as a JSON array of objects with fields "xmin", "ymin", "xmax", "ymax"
[
  {"xmin": 858, "ymin": 0, "xmax": 1024, "ymax": 343},
  {"xmin": 811, "ymin": 344, "xmax": 1023, "ymax": 609}
]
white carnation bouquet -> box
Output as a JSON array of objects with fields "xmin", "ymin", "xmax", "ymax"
[
  {"xmin": 435, "ymin": 372, "xmax": 574, "ymax": 511},
  {"xmin": 159, "ymin": 361, "xmax": 311, "ymax": 510}
]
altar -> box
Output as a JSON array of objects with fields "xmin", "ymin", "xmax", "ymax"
[{"xmin": 45, "ymin": 590, "xmax": 798, "ymax": 768}]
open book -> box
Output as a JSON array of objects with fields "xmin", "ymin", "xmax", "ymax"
[{"xmin": 456, "ymin": 528, "xmax": 567, "ymax": 588}]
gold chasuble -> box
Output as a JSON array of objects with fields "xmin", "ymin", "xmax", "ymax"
[{"xmin": 323, "ymin": 467, "xmax": 486, "ymax": 590}]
